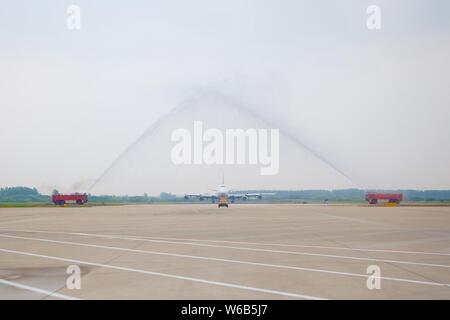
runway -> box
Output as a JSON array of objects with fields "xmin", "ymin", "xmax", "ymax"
[{"xmin": 0, "ymin": 204, "xmax": 449, "ymax": 299}]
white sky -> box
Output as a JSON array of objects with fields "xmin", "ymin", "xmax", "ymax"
[{"xmin": 1, "ymin": 1, "xmax": 449, "ymax": 195}]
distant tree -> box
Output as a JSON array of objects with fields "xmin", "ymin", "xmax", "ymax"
[
  {"xmin": 160, "ymin": 192, "xmax": 176, "ymax": 200},
  {"xmin": 0, "ymin": 186, "xmax": 49, "ymax": 202}
]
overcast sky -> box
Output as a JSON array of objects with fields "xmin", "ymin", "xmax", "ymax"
[{"xmin": 1, "ymin": 1, "xmax": 449, "ymax": 195}]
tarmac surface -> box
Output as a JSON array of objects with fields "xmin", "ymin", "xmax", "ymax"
[{"xmin": 0, "ymin": 204, "xmax": 449, "ymax": 300}]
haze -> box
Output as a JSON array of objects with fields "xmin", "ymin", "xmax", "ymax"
[{"xmin": 1, "ymin": 0, "xmax": 449, "ymax": 195}]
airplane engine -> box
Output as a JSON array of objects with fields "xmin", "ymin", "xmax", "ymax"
[{"xmin": 242, "ymin": 196, "xmax": 248, "ymax": 201}]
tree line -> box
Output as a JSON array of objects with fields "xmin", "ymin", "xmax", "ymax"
[{"xmin": 1, "ymin": 186, "xmax": 450, "ymax": 203}]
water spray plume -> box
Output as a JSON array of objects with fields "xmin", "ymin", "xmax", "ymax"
[{"xmin": 89, "ymin": 86, "xmax": 356, "ymax": 192}]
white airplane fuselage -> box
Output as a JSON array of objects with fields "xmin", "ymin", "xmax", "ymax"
[{"xmin": 217, "ymin": 184, "xmax": 228, "ymax": 197}]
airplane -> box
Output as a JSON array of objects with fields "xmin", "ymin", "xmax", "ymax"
[{"xmin": 183, "ymin": 175, "xmax": 275, "ymax": 208}]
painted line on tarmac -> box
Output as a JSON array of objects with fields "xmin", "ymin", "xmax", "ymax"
[
  {"xmin": 1, "ymin": 233, "xmax": 449, "ymax": 289},
  {"xmin": 0, "ymin": 279, "xmax": 79, "ymax": 300},
  {"xmin": 4, "ymin": 231, "xmax": 448, "ymax": 270},
  {"xmin": 119, "ymin": 235, "xmax": 450, "ymax": 257},
  {"xmin": 0, "ymin": 247, "xmax": 325, "ymax": 300},
  {"xmin": 2, "ymin": 227, "xmax": 449, "ymax": 257}
]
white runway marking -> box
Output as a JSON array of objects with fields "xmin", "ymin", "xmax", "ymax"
[
  {"xmin": 0, "ymin": 247, "xmax": 326, "ymax": 300},
  {"xmin": 1, "ymin": 233, "xmax": 450, "ymax": 289},
  {"xmin": 2, "ymin": 227, "xmax": 449, "ymax": 256},
  {"xmin": 0, "ymin": 279, "xmax": 79, "ymax": 300},
  {"xmin": 4, "ymin": 231, "xmax": 448, "ymax": 270},
  {"xmin": 118, "ymin": 235, "xmax": 450, "ymax": 257}
]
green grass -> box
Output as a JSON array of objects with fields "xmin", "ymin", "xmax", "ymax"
[{"xmin": 0, "ymin": 202, "xmax": 54, "ymax": 208}]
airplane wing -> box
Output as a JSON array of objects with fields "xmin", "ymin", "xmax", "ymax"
[
  {"xmin": 184, "ymin": 194, "xmax": 217, "ymax": 200},
  {"xmin": 246, "ymin": 193, "xmax": 264, "ymax": 197},
  {"xmin": 228, "ymin": 192, "xmax": 276, "ymax": 200}
]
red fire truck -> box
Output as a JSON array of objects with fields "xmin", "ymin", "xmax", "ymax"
[
  {"xmin": 365, "ymin": 192, "xmax": 403, "ymax": 205},
  {"xmin": 52, "ymin": 193, "xmax": 88, "ymax": 205}
]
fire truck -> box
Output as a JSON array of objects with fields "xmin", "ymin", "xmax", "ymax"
[
  {"xmin": 365, "ymin": 192, "xmax": 403, "ymax": 205},
  {"xmin": 52, "ymin": 193, "xmax": 88, "ymax": 205}
]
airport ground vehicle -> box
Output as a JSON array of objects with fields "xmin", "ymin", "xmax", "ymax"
[
  {"xmin": 365, "ymin": 192, "xmax": 403, "ymax": 205},
  {"xmin": 52, "ymin": 193, "xmax": 88, "ymax": 205},
  {"xmin": 218, "ymin": 196, "xmax": 229, "ymax": 208}
]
